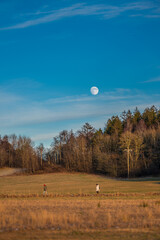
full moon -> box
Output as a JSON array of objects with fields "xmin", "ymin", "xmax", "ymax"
[{"xmin": 90, "ymin": 86, "xmax": 99, "ymax": 95}]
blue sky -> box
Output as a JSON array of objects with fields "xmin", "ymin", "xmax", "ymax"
[{"xmin": 0, "ymin": 0, "xmax": 160, "ymax": 147}]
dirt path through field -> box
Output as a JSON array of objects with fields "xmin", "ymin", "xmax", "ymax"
[{"xmin": 0, "ymin": 168, "xmax": 24, "ymax": 177}]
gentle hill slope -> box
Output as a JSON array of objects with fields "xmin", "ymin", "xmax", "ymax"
[{"xmin": 0, "ymin": 172, "xmax": 160, "ymax": 195}]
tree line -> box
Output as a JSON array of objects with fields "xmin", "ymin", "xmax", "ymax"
[
  {"xmin": 0, "ymin": 105, "xmax": 160, "ymax": 177},
  {"xmin": 0, "ymin": 134, "xmax": 42, "ymax": 172}
]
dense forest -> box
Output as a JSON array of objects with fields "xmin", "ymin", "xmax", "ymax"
[{"xmin": 1, "ymin": 106, "xmax": 160, "ymax": 177}]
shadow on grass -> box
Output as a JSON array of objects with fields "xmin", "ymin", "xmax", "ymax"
[{"xmin": 120, "ymin": 177, "xmax": 160, "ymax": 182}]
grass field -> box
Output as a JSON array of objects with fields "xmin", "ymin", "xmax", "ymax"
[
  {"xmin": 0, "ymin": 170, "xmax": 160, "ymax": 239},
  {"xmin": 0, "ymin": 171, "xmax": 160, "ymax": 195}
]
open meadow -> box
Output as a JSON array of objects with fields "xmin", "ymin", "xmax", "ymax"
[{"xmin": 0, "ymin": 170, "xmax": 160, "ymax": 239}]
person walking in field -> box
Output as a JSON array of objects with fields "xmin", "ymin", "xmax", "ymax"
[
  {"xmin": 43, "ymin": 184, "xmax": 48, "ymax": 196},
  {"xmin": 96, "ymin": 184, "xmax": 100, "ymax": 194}
]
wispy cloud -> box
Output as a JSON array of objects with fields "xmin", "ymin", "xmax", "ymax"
[
  {"xmin": 0, "ymin": 102, "xmax": 110, "ymax": 127},
  {"xmin": 0, "ymin": 2, "xmax": 157, "ymax": 30},
  {"xmin": 130, "ymin": 14, "xmax": 160, "ymax": 18},
  {"xmin": 142, "ymin": 76, "xmax": 160, "ymax": 83},
  {"xmin": 0, "ymin": 90, "xmax": 22, "ymax": 104},
  {"xmin": 0, "ymin": 88, "xmax": 154, "ymax": 128},
  {"xmin": 45, "ymin": 89, "xmax": 134, "ymax": 105},
  {"xmin": 144, "ymin": 14, "xmax": 160, "ymax": 18},
  {"xmin": 32, "ymin": 132, "xmax": 59, "ymax": 141},
  {"xmin": 1, "ymin": 87, "xmax": 160, "ymax": 145},
  {"xmin": 3, "ymin": 78, "xmax": 42, "ymax": 88},
  {"xmin": 130, "ymin": 14, "xmax": 143, "ymax": 17}
]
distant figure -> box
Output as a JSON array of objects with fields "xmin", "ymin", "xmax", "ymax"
[
  {"xmin": 96, "ymin": 184, "xmax": 100, "ymax": 194},
  {"xmin": 43, "ymin": 184, "xmax": 48, "ymax": 196}
]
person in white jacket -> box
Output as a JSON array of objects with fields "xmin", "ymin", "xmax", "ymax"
[
  {"xmin": 96, "ymin": 184, "xmax": 100, "ymax": 194},
  {"xmin": 43, "ymin": 184, "xmax": 48, "ymax": 196}
]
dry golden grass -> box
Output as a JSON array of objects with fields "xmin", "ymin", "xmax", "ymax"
[
  {"xmin": 1, "ymin": 173, "xmax": 160, "ymax": 239},
  {"xmin": 1, "ymin": 230, "xmax": 160, "ymax": 240},
  {"xmin": 0, "ymin": 199, "xmax": 160, "ymax": 232},
  {"xmin": 0, "ymin": 192, "xmax": 160, "ymax": 200}
]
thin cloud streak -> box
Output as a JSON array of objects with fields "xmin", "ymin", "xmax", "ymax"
[
  {"xmin": 0, "ymin": 91, "xmax": 22, "ymax": 104},
  {"xmin": 2, "ymin": 78, "xmax": 42, "ymax": 90},
  {"xmin": 32, "ymin": 100, "xmax": 160, "ymax": 143},
  {"xmin": 0, "ymin": 88, "xmax": 157, "ymax": 128},
  {"xmin": 0, "ymin": 2, "xmax": 156, "ymax": 30},
  {"xmin": 142, "ymin": 76, "xmax": 160, "ymax": 83},
  {"xmin": 144, "ymin": 14, "xmax": 160, "ymax": 18},
  {"xmin": 1, "ymin": 88, "xmax": 160, "ymax": 144},
  {"xmin": 45, "ymin": 91, "xmax": 134, "ymax": 104},
  {"xmin": 32, "ymin": 132, "xmax": 60, "ymax": 141},
  {"xmin": 0, "ymin": 105, "xmax": 112, "ymax": 127}
]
